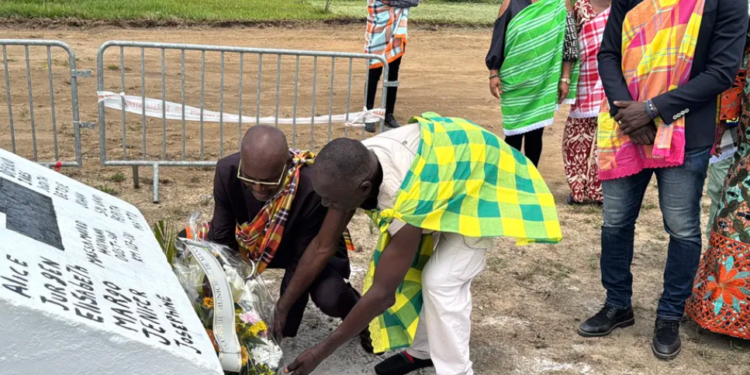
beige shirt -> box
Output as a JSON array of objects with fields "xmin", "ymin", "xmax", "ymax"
[{"xmin": 361, "ymin": 124, "xmax": 422, "ymax": 235}]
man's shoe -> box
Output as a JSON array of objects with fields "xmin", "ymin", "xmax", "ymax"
[
  {"xmin": 385, "ymin": 114, "xmax": 401, "ymax": 129},
  {"xmin": 359, "ymin": 327, "xmax": 374, "ymax": 354},
  {"xmin": 374, "ymin": 352, "xmax": 433, "ymax": 375},
  {"xmin": 365, "ymin": 122, "xmax": 377, "ymax": 133},
  {"xmin": 652, "ymin": 319, "xmax": 681, "ymax": 360},
  {"xmin": 578, "ymin": 306, "xmax": 635, "ymax": 337}
]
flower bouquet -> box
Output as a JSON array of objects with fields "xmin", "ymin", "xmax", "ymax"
[{"xmin": 155, "ymin": 217, "xmax": 284, "ymax": 375}]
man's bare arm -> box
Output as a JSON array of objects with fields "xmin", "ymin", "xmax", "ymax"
[
  {"xmin": 286, "ymin": 224, "xmax": 423, "ymax": 374},
  {"xmin": 274, "ymin": 209, "xmax": 354, "ymax": 338}
]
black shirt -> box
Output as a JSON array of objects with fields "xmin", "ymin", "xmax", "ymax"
[
  {"xmin": 598, "ymin": 0, "xmax": 748, "ymax": 148},
  {"xmin": 208, "ymin": 153, "xmax": 349, "ymax": 273}
]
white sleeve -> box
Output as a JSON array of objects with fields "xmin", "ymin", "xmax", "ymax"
[{"xmin": 387, "ymin": 218, "xmax": 406, "ymax": 236}]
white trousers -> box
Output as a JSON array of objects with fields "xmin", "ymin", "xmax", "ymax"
[{"xmin": 405, "ymin": 232, "xmax": 491, "ymax": 375}]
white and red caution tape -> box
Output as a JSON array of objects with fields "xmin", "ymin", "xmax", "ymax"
[{"xmin": 97, "ymin": 91, "xmax": 384, "ymax": 128}]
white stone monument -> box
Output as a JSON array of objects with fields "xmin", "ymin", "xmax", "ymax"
[{"xmin": 0, "ymin": 149, "xmax": 222, "ymax": 375}]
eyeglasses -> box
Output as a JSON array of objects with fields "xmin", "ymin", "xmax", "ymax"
[{"xmin": 237, "ymin": 160, "xmax": 288, "ymax": 186}]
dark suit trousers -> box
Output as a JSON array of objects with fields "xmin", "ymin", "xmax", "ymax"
[{"xmin": 279, "ymin": 261, "xmax": 361, "ymax": 338}]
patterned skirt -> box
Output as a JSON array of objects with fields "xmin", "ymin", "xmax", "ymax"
[
  {"xmin": 562, "ymin": 116, "xmax": 602, "ymax": 203},
  {"xmin": 687, "ymin": 233, "xmax": 750, "ymax": 339}
]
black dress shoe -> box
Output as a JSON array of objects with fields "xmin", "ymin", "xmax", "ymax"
[
  {"xmin": 365, "ymin": 122, "xmax": 377, "ymax": 133},
  {"xmin": 374, "ymin": 352, "xmax": 433, "ymax": 375},
  {"xmin": 652, "ymin": 319, "xmax": 681, "ymax": 360},
  {"xmin": 578, "ymin": 306, "xmax": 635, "ymax": 337},
  {"xmin": 385, "ymin": 114, "xmax": 400, "ymax": 129}
]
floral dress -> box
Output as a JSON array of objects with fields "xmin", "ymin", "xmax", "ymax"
[{"xmin": 687, "ymin": 30, "xmax": 750, "ymax": 340}]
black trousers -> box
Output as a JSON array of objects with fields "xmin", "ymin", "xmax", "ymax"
[
  {"xmin": 505, "ymin": 127, "xmax": 544, "ymax": 167},
  {"xmin": 280, "ymin": 261, "xmax": 360, "ymax": 337},
  {"xmin": 365, "ymin": 56, "xmax": 402, "ymax": 115}
]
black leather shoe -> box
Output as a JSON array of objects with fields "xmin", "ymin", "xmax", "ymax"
[
  {"xmin": 652, "ymin": 319, "xmax": 681, "ymax": 360},
  {"xmin": 578, "ymin": 306, "xmax": 635, "ymax": 337},
  {"xmin": 365, "ymin": 122, "xmax": 377, "ymax": 133},
  {"xmin": 374, "ymin": 352, "xmax": 433, "ymax": 375},
  {"xmin": 385, "ymin": 114, "xmax": 400, "ymax": 129}
]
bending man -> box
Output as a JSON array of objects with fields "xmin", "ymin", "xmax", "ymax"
[{"xmin": 286, "ymin": 113, "xmax": 561, "ymax": 375}]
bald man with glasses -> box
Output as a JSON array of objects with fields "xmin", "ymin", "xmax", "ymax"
[{"xmin": 182, "ymin": 125, "xmax": 371, "ymax": 351}]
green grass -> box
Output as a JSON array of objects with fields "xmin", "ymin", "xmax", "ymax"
[
  {"xmin": 312, "ymin": 0, "xmax": 500, "ymax": 26},
  {"xmin": 0, "ymin": 0, "xmax": 500, "ymax": 26},
  {"xmin": 96, "ymin": 185, "xmax": 120, "ymax": 196},
  {"xmin": 107, "ymin": 172, "xmax": 126, "ymax": 183},
  {"xmin": 0, "ymin": 0, "xmax": 332, "ymax": 22}
]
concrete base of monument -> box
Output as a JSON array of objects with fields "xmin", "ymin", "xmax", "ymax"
[
  {"xmin": 0, "ymin": 300, "xmax": 221, "ymax": 375},
  {"xmin": 0, "ymin": 149, "xmax": 222, "ymax": 375},
  {"xmin": 280, "ymin": 306, "xmax": 436, "ymax": 375}
]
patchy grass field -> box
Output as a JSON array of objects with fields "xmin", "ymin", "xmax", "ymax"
[
  {"xmin": 1, "ymin": 25, "xmax": 748, "ymax": 374},
  {"xmin": 313, "ymin": 0, "xmax": 501, "ymax": 26},
  {"xmin": 0, "ymin": 0, "xmax": 500, "ymax": 26},
  {"xmin": 0, "ymin": 0, "xmax": 329, "ymax": 22}
]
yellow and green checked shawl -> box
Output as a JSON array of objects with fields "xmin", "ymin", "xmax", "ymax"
[
  {"xmin": 362, "ymin": 113, "xmax": 561, "ymax": 353},
  {"xmin": 500, "ymin": 0, "xmax": 579, "ymax": 136}
]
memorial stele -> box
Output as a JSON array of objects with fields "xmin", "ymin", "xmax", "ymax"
[{"xmin": 0, "ymin": 149, "xmax": 222, "ymax": 375}]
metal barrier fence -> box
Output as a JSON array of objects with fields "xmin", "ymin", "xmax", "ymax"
[
  {"xmin": 0, "ymin": 39, "xmax": 92, "ymax": 167},
  {"xmin": 97, "ymin": 40, "xmax": 393, "ymax": 203}
]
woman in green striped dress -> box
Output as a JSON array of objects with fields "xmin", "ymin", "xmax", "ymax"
[{"xmin": 486, "ymin": 0, "xmax": 579, "ymax": 167}]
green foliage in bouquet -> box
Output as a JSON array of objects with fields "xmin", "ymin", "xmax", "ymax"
[{"xmin": 153, "ymin": 219, "xmax": 178, "ymax": 266}]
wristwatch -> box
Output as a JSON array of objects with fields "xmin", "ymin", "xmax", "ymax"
[
  {"xmin": 645, "ymin": 99, "xmax": 660, "ymax": 120},
  {"xmin": 560, "ymin": 77, "xmax": 571, "ymax": 84}
]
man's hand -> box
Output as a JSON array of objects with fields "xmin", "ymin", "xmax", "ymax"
[
  {"xmin": 489, "ymin": 76, "xmax": 502, "ymax": 99},
  {"xmin": 614, "ymin": 101, "xmax": 651, "ymax": 134},
  {"xmin": 272, "ymin": 305, "xmax": 289, "ymax": 342},
  {"xmin": 273, "ymin": 209, "xmax": 354, "ymax": 343},
  {"xmin": 285, "ymin": 344, "xmax": 326, "ymax": 375},
  {"xmin": 284, "ymin": 224, "xmax": 423, "ymax": 373},
  {"xmin": 628, "ymin": 121, "xmax": 657, "ymax": 145},
  {"xmin": 558, "ymin": 81, "xmax": 570, "ymax": 104}
]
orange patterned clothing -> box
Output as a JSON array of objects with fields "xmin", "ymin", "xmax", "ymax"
[{"xmin": 687, "ymin": 32, "xmax": 750, "ymax": 339}]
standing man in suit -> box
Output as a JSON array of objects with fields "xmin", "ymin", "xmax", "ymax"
[{"xmin": 578, "ymin": 0, "xmax": 748, "ymax": 360}]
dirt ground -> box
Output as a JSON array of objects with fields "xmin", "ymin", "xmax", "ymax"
[{"xmin": 1, "ymin": 25, "xmax": 748, "ymax": 374}]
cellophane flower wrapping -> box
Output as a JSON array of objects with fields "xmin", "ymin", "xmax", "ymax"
[{"xmin": 168, "ymin": 213, "xmax": 284, "ymax": 375}]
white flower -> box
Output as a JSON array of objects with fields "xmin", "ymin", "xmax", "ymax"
[{"xmin": 250, "ymin": 337, "xmax": 284, "ymax": 369}]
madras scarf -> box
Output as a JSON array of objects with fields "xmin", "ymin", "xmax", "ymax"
[
  {"xmin": 500, "ymin": 0, "xmax": 579, "ymax": 136},
  {"xmin": 362, "ymin": 112, "xmax": 561, "ymax": 353},
  {"xmin": 365, "ymin": 0, "xmax": 409, "ymax": 68},
  {"xmin": 570, "ymin": 7, "xmax": 610, "ymax": 119},
  {"xmin": 185, "ymin": 150, "xmax": 356, "ymax": 274},
  {"xmin": 597, "ymin": 0, "xmax": 705, "ymax": 181}
]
